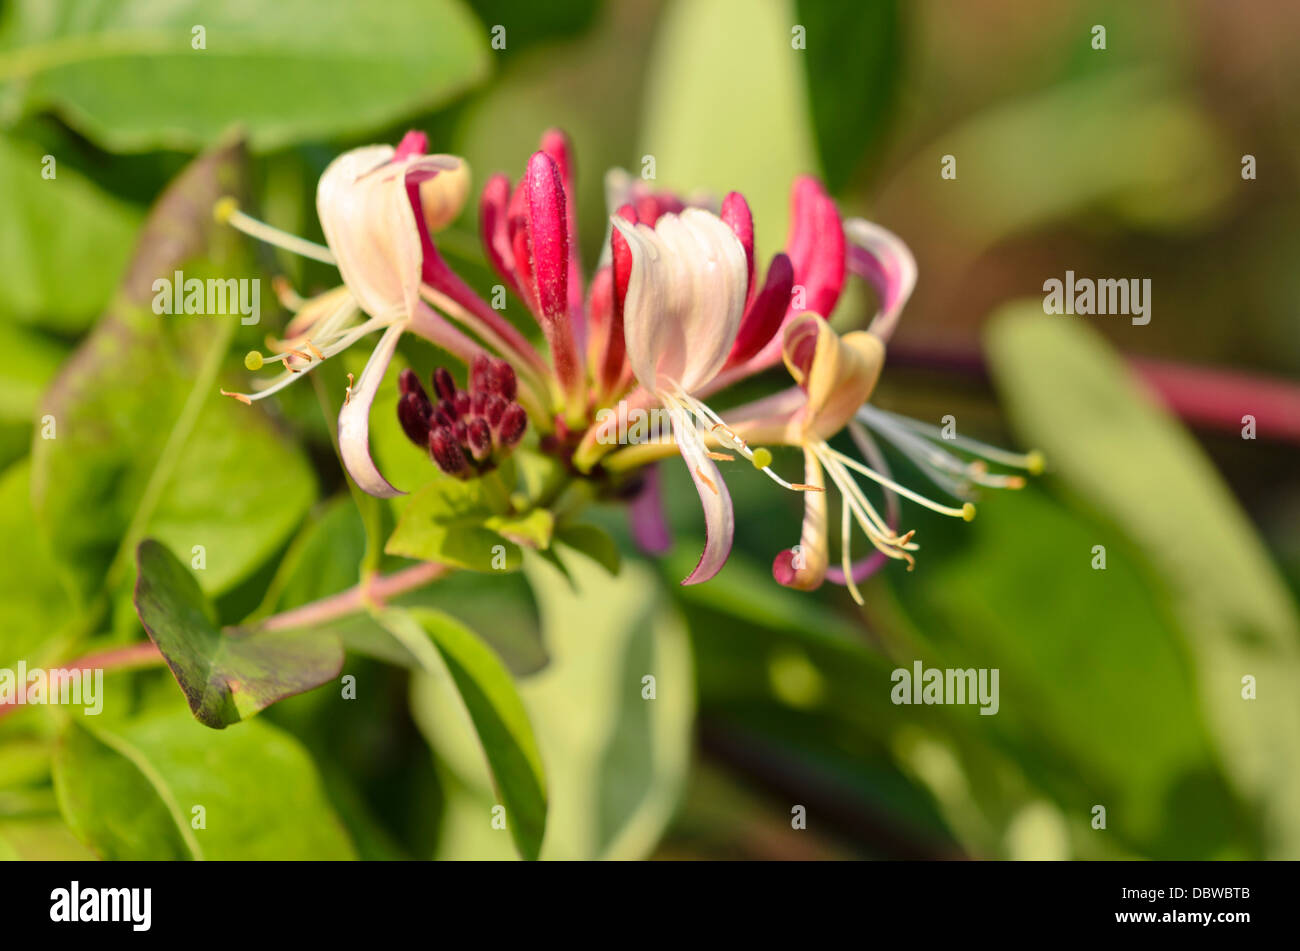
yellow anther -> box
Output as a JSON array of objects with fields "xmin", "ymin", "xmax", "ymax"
[{"xmin": 213, "ymin": 196, "xmax": 239, "ymax": 224}]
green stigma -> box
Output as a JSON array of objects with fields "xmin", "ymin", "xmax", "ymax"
[
  {"xmin": 244, "ymin": 350, "xmax": 264, "ymax": 371},
  {"xmin": 750, "ymin": 447, "xmax": 773, "ymax": 470}
]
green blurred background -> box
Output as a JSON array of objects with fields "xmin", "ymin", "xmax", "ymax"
[{"xmin": 0, "ymin": 0, "xmax": 1298, "ymax": 860}]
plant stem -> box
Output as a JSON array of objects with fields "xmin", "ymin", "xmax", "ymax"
[{"xmin": 259, "ymin": 561, "xmax": 449, "ymax": 632}]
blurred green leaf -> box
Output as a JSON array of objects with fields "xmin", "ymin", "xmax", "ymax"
[
  {"xmin": 794, "ymin": 0, "xmax": 902, "ymax": 191},
  {"xmin": 0, "ymin": 460, "xmax": 73, "ymax": 668},
  {"xmin": 0, "ymin": 0, "xmax": 491, "ymax": 152},
  {"xmin": 54, "ymin": 707, "xmax": 356, "ymax": 858},
  {"xmin": 897, "ymin": 72, "xmax": 1230, "ymax": 242},
  {"xmin": 0, "ymin": 816, "xmax": 97, "ymax": 859},
  {"xmin": 378, "ymin": 607, "xmax": 547, "ymax": 860},
  {"xmin": 135, "ymin": 539, "xmax": 344, "ymax": 728},
  {"xmin": 30, "ymin": 141, "xmax": 315, "ymax": 606},
  {"xmin": 639, "ymin": 0, "xmax": 817, "ymax": 259},
  {"xmin": 415, "ymin": 549, "xmax": 694, "ymax": 859},
  {"xmin": 555, "ymin": 522, "xmax": 620, "ymax": 576},
  {"xmin": 883, "ymin": 487, "xmax": 1248, "ymax": 858},
  {"xmin": 0, "ymin": 133, "xmax": 141, "ymax": 331},
  {"xmin": 987, "ymin": 305, "xmax": 1300, "ymax": 858}
]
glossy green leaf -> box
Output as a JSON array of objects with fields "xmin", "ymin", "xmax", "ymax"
[
  {"xmin": 0, "ymin": 133, "xmax": 141, "ymax": 331},
  {"xmin": 135, "ymin": 539, "xmax": 344, "ymax": 728},
  {"xmin": 30, "ymin": 141, "xmax": 316, "ymax": 605},
  {"xmin": 0, "ymin": 0, "xmax": 491, "ymax": 152},
  {"xmin": 378, "ymin": 608, "xmax": 547, "ymax": 860},
  {"xmin": 385, "ymin": 474, "xmax": 523, "ymax": 572},
  {"xmin": 53, "ymin": 708, "xmax": 356, "ymax": 859},
  {"xmin": 986, "ymin": 305, "xmax": 1300, "ymax": 858}
]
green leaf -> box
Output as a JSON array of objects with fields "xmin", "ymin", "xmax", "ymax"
[
  {"xmin": 385, "ymin": 475, "xmax": 523, "ymax": 572},
  {"xmin": 0, "ymin": 0, "xmax": 491, "ymax": 152},
  {"xmin": 30, "ymin": 140, "xmax": 316, "ymax": 605},
  {"xmin": 414, "ymin": 549, "xmax": 694, "ymax": 859},
  {"xmin": 639, "ymin": 0, "xmax": 818, "ymax": 259},
  {"xmin": 0, "ymin": 817, "xmax": 98, "ymax": 860},
  {"xmin": 135, "ymin": 539, "xmax": 344, "ymax": 728},
  {"xmin": 0, "ymin": 133, "xmax": 141, "ymax": 331},
  {"xmin": 0, "ymin": 322, "xmax": 69, "ymax": 421},
  {"xmin": 0, "ymin": 460, "xmax": 73, "ymax": 668},
  {"xmin": 556, "ymin": 522, "xmax": 620, "ymax": 576},
  {"xmin": 53, "ymin": 708, "xmax": 356, "ymax": 859},
  {"xmin": 486, "ymin": 507, "xmax": 554, "ymax": 550},
  {"xmin": 377, "ymin": 608, "xmax": 547, "ymax": 861},
  {"xmin": 794, "ymin": 0, "xmax": 902, "ymax": 191},
  {"xmin": 986, "ymin": 305, "xmax": 1300, "ymax": 858}
]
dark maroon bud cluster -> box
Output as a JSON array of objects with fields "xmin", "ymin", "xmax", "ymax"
[{"xmin": 397, "ymin": 360, "xmax": 527, "ymax": 479}]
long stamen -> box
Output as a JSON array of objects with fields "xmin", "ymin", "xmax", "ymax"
[
  {"xmin": 826, "ymin": 446, "xmax": 975, "ymax": 521},
  {"xmin": 674, "ymin": 392, "xmax": 818, "ymax": 493},
  {"xmin": 841, "ymin": 492, "xmax": 864, "ymax": 605},
  {"xmin": 860, "ymin": 405, "xmax": 1044, "ymax": 474},
  {"xmin": 224, "ymin": 317, "xmax": 388, "ymax": 404},
  {"xmin": 214, "ymin": 197, "xmax": 338, "ymax": 265},
  {"xmin": 819, "ymin": 447, "xmax": 917, "ymax": 551}
]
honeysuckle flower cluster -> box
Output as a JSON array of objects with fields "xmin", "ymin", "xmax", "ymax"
[{"xmin": 215, "ymin": 128, "xmax": 1042, "ymax": 601}]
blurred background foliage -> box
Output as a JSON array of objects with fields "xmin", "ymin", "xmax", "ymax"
[{"xmin": 0, "ymin": 0, "xmax": 1297, "ymax": 860}]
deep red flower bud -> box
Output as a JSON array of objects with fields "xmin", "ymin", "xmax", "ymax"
[
  {"xmin": 433, "ymin": 367, "xmax": 457, "ymax": 402},
  {"xmin": 397, "ymin": 392, "xmax": 432, "ymax": 448},
  {"xmin": 453, "ymin": 390, "xmax": 472, "ymax": 418},
  {"xmin": 469, "ymin": 353, "xmax": 494, "ymax": 393},
  {"xmin": 540, "ymin": 128, "xmax": 584, "ymax": 327},
  {"xmin": 491, "ymin": 358, "xmax": 517, "ymax": 401},
  {"xmin": 466, "ymin": 418, "xmax": 493, "ymax": 461},
  {"xmin": 484, "ymin": 394, "xmax": 507, "ymax": 428},
  {"xmin": 524, "ymin": 150, "xmax": 569, "ymax": 323},
  {"xmin": 470, "ymin": 391, "xmax": 487, "ymax": 417},
  {"xmin": 435, "ymin": 398, "xmax": 458, "ymax": 424},
  {"xmin": 497, "ymin": 404, "xmax": 527, "ymax": 448},
  {"xmin": 452, "ymin": 419, "xmax": 468, "ymax": 446},
  {"xmin": 429, "ymin": 427, "xmax": 469, "ymax": 478}
]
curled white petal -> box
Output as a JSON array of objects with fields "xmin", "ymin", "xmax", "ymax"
[{"xmin": 338, "ymin": 321, "xmax": 407, "ymax": 498}]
